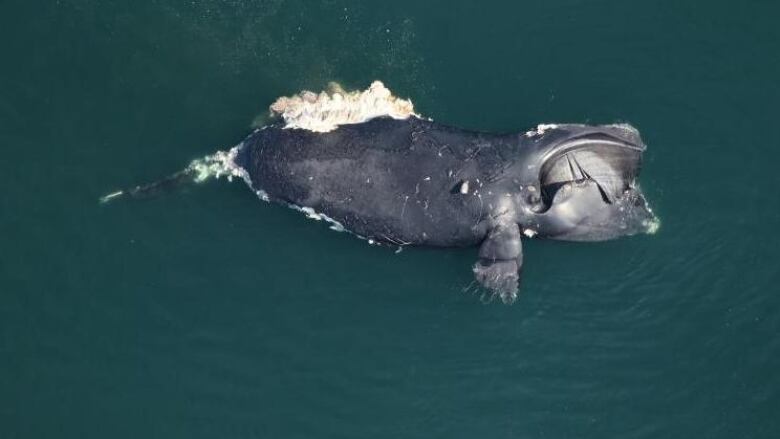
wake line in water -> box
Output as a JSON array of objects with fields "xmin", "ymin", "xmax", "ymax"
[{"xmin": 100, "ymin": 81, "xmax": 419, "ymax": 203}]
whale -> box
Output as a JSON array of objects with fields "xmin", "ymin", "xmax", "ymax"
[{"xmin": 109, "ymin": 82, "xmax": 659, "ymax": 303}]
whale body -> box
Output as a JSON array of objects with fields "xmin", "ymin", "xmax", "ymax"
[
  {"xmin": 232, "ymin": 115, "xmax": 657, "ymax": 303},
  {"xmin": 114, "ymin": 82, "xmax": 659, "ymax": 303}
]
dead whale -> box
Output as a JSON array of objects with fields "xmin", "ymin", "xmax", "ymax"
[{"xmin": 107, "ymin": 81, "xmax": 659, "ymax": 303}]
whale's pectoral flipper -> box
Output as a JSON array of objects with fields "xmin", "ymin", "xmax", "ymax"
[{"xmin": 472, "ymin": 224, "xmax": 523, "ymax": 304}]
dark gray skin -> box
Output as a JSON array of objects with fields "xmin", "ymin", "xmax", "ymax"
[{"xmin": 235, "ymin": 116, "xmax": 657, "ymax": 302}]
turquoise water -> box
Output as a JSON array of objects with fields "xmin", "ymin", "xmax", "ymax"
[{"xmin": 1, "ymin": 1, "xmax": 778, "ymax": 438}]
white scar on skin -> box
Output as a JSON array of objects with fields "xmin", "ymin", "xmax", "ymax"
[{"xmin": 269, "ymin": 81, "xmax": 421, "ymax": 133}]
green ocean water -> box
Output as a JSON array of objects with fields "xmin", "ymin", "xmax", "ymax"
[{"xmin": 1, "ymin": 0, "xmax": 778, "ymax": 437}]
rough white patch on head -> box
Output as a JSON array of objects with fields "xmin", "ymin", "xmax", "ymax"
[
  {"xmin": 524, "ymin": 123, "xmax": 559, "ymax": 137},
  {"xmin": 460, "ymin": 180, "xmax": 470, "ymax": 194},
  {"xmin": 269, "ymin": 81, "xmax": 420, "ymax": 133},
  {"xmin": 523, "ymin": 228, "xmax": 538, "ymax": 238}
]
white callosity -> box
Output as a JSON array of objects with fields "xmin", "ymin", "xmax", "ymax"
[{"xmin": 269, "ymin": 81, "xmax": 419, "ymax": 133}]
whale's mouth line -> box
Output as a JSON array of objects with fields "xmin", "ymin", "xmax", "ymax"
[
  {"xmin": 537, "ymin": 132, "xmax": 645, "ymax": 210},
  {"xmin": 540, "ymin": 136, "xmax": 644, "ymax": 165},
  {"xmin": 525, "ymin": 127, "xmax": 658, "ymax": 241}
]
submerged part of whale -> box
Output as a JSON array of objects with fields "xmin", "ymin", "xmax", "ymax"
[{"xmin": 108, "ymin": 82, "xmax": 659, "ymax": 303}]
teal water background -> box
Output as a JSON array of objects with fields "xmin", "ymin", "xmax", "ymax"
[{"xmin": 1, "ymin": 1, "xmax": 779, "ymax": 438}]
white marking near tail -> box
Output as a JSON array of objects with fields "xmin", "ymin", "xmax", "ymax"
[{"xmin": 187, "ymin": 145, "xmax": 250, "ymax": 184}]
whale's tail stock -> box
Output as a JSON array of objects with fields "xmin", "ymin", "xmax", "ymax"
[
  {"xmin": 99, "ymin": 147, "xmax": 247, "ymax": 204},
  {"xmin": 98, "ymin": 168, "xmax": 196, "ymax": 203},
  {"xmin": 100, "ymin": 81, "xmax": 414, "ymax": 204}
]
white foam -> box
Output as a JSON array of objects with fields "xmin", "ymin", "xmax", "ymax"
[
  {"xmin": 524, "ymin": 124, "xmax": 559, "ymax": 137},
  {"xmin": 187, "ymin": 144, "xmax": 251, "ymax": 185},
  {"xmin": 644, "ymin": 217, "xmax": 661, "ymax": 234},
  {"xmin": 289, "ymin": 205, "xmax": 347, "ymax": 232},
  {"xmin": 269, "ymin": 81, "xmax": 419, "ymax": 133},
  {"xmin": 256, "ymin": 189, "xmax": 270, "ymax": 202}
]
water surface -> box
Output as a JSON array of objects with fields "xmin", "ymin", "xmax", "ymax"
[{"xmin": 1, "ymin": 1, "xmax": 778, "ymax": 438}]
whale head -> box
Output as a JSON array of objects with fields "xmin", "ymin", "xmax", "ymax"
[{"xmin": 526, "ymin": 124, "xmax": 659, "ymax": 241}]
